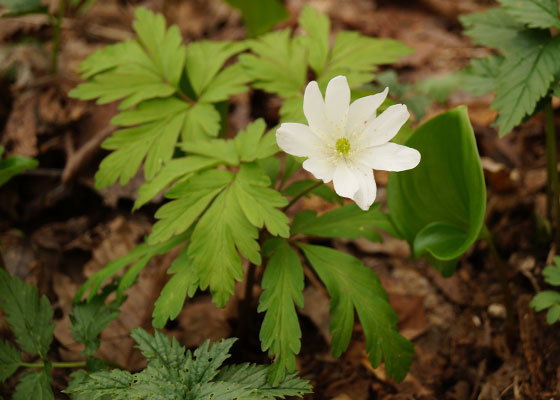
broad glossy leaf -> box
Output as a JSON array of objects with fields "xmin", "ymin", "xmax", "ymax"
[{"xmin": 387, "ymin": 107, "xmax": 486, "ymax": 276}]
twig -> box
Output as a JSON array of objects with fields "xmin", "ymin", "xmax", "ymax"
[{"xmin": 282, "ymin": 180, "xmax": 323, "ymax": 212}]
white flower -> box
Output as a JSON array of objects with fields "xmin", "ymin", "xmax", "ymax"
[{"xmin": 276, "ymin": 75, "xmax": 421, "ymax": 210}]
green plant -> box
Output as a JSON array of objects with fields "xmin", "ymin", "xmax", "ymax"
[
  {"xmin": 0, "ymin": 146, "xmax": 38, "ymax": 187},
  {"xmin": 65, "ymin": 329, "xmax": 311, "ymax": 399},
  {"xmin": 460, "ymin": 0, "xmax": 560, "ymax": 247},
  {"xmin": 531, "ymin": 256, "xmax": 560, "ymax": 324}
]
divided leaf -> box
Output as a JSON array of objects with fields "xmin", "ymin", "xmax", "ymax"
[
  {"xmin": 187, "ymin": 184, "xmax": 260, "ymax": 307},
  {"xmin": 233, "ymin": 163, "xmax": 289, "ymax": 238},
  {"xmin": 531, "ymin": 291, "xmax": 560, "ymax": 324},
  {"xmin": 0, "ymin": 270, "xmax": 54, "ymax": 358},
  {"xmin": 462, "ymin": 55, "xmax": 503, "ymax": 96},
  {"xmin": 491, "ymin": 34, "xmax": 560, "ymax": 136},
  {"xmin": 299, "ymin": 243, "xmax": 414, "ymax": 382},
  {"xmin": 149, "ymin": 169, "xmax": 234, "ymax": 244},
  {"xmin": 0, "ymin": 340, "xmax": 21, "ymax": 382},
  {"xmin": 499, "ymin": 0, "xmax": 560, "ymax": 29},
  {"xmin": 388, "ymin": 107, "xmax": 486, "ymax": 276},
  {"xmin": 225, "ymin": 0, "xmax": 289, "ymax": 37},
  {"xmin": 234, "ymin": 119, "xmax": 279, "ymax": 162},
  {"xmin": 258, "ymin": 239, "xmax": 304, "ymax": 385},
  {"xmin": 14, "ymin": 370, "xmax": 53, "ymax": 400},
  {"xmin": 298, "ymin": 5, "xmax": 330, "ymax": 75}
]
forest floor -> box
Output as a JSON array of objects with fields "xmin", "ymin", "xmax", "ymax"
[{"xmin": 1, "ymin": 0, "xmax": 559, "ymax": 399}]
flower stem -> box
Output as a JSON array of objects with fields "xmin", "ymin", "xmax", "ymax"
[
  {"xmin": 481, "ymin": 225, "xmax": 516, "ymax": 349},
  {"xmin": 51, "ymin": 0, "xmax": 66, "ymax": 73},
  {"xmin": 282, "ymin": 180, "xmax": 323, "ymax": 212},
  {"xmin": 544, "ymin": 98, "xmax": 560, "ymax": 249},
  {"xmin": 20, "ymin": 360, "xmax": 86, "ymax": 369}
]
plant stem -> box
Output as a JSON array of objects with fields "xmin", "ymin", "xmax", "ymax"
[
  {"xmin": 282, "ymin": 180, "xmax": 323, "ymax": 212},
  {"xmin": 545, "ymin": 98, "xmax": 560, "ymax": 249},
  {"xmin": 51, "ymin": 0, "xmax": 66, "ymax": 73},
  {"xmin": 481, "ymin": 225, "xmax": 516, "ymax": 349},
  {"xmin": 20, "ymin": 360, "xmax": 86, "ymax": 369}
]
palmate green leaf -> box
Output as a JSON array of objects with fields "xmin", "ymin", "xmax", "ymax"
[
  {"xmin": 70, "ymin": 8, "xmax": 185, "ymax": 109},
  {"xmin": 462, "ymin": 55, "xmax": 504, "ymax": 96},
  {"xmin": 14, "ymin": 370, "xmax": 53, "ymax": 400},
  {"xmin": 459, "ymin": 8, "xmax": 525, "ymax": 53},
  {"xmin": 0, "ymin": 146, "xmax": 38, "ymax": 187},
  {"xmin": 299, "ymin": 244, "xmax": 414, "ymax": 382},
  {"xmin": 149, "ymin": 169, "xmax": 234, "ymax": 244},
  {"xmin": 499, "ymin": 0, "xmax": 560, "ymax": 29},
  {"xmin": 184, "ymin": 338, "xmax": 236, "ymax": 386},
  {"xmin": 75, "ymin": 232, "xmax": 189, "ymax": 302},
  {"xmin": 492, "ymin": 33, "xmax": 560, "ymax": 137},
  {"xmin": 543, "ymin": 256, "xmax": 560, "ymax": 285},
  {"xmin": 185, "ymin": 40, "xmax": 250, "ymax": 102},
  {"xmin": 66, "ymin": 370, "xmax": 112, "ymax": 400},
  {"xmin": 291, "ymin": 203, "xmax": 392, "ymax": 242},
  {"xmin": 317, "ymin": 31, "xmax": 412, "ymax": 89},
  {"xmin": 152, "ymin": 248, "xmax": 199, "ymax": 329},
  {"xmin": 134, "ymin": 155, "xmax": 220, "ymax": 210},
  {"xmin": 234, "ymin": 119, "xmax": 279, "ymax": 162},
  {"xmin": 387, "ymin": 107, "xmax": 486, "ymax": 276},
  {"xmin": 132, "ymin": 329, "xmax": 186, "ymax": 374},
  {"xmin": 225, "ymin": 0, "xmax": 289, "ymax": 37},
  {"xmin": 179, "ymin": 138, "xmax": 239, "ymax": 165},
  {"xmin": 65, "ymin": 368, "xmax": 133, "ymax": 399},
  {"xmin": 531, "ymin": 291, "xmax": 560, "ymax": 324},
  {"xmin": 70, "ymin": 290, "xmax": 121, "ymax": 356},
  {"xmin": 234, "ymin": 163, "xmax": 289, "ymax": 237},
  {"xmin": 240, "ymin": 29, "xmax": 308, "ymax": 97},
  {"xmin": 0, "ymin": 270, "xmax": 54, "ymax": 358},
  {"xmin": 258, "ymin": 239, "xmax": 304, "ymax": 386},
  {"xmin": 0, "ymin": 340, "xmax": 20, "ymax": 382},
  {"xmin": 188, "ymin": 185, "xmax": 260, "ymax": 307},
  {"xmin": 298, "ymin": 5, "xmax": 330, "ymax": 75},
  {"xmin": 216, "ymin": 363, "xmax": 311, "ymax": 399}
]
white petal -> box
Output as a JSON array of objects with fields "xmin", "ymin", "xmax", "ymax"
[
  {"xmin": 351, "ymin": 165, "xmax": 377, "ymax": 210},
  {"xmin": 303, "ymin": 157, "xmax": 335, "ymax": 183},
  {"xmin": 303, "ymin": 81, "xmax": 329, "ymax": 135},
  {"xmin": 325, "ymin": 76, "xmax": 350, "ymax": 129},
  {"xmin": 346, "ymin": 87, "xmax": 388, "ymax": 134},
  {"xmin": 276, "ymin": 123, "xmax": 323, "ymax": 158},
  {"xmin": 362, "ymin": 104, "xmax": 409, "ymax": 147},
  {"xmin": 359, "ymin": 142, "xmax": 421, "ymax": 171},
  {"xmin": 332, "ymin": 162, "xmax": 360, "ymax": 198}
]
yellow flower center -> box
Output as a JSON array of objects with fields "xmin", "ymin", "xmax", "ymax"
[{"xmin": 335, "ymin": 137, "xmax": 351, "ymax": 155}]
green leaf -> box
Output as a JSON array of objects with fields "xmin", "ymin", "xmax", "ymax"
[
  {"xmin": 185, "ymin": 40, "xmax": 249, "ymax": 102},
  {"xmin": 64, "ymin": 368, "xmax": 133, "ymax": 399},
  {"xmin": 543, "ymin": 256, "xmax": 560, "ymax": 285},
  {"xmin": 462, "ymin": 55, "xmax": 503, "ymax": 96},
  {"xmin": 282, "ymin": 180, "xmax": 342, "ymax": 205},
  {"xmin": 179, "ymin": 138, "xmax": 239, "ymax": 165},
  {"xmin": 234, "ymin": 119, "xmax": 279, "ymax": 162},
  {"xmin": 134, "ymin": 155, "xmax": 220, "ymax": 210},
  {"xmin": 318, "ymin": 31, "xmax": 412, "ymax": 88},
  {"xmin": 233, "ymin": 163, "xmax": 289, "ymax": 238},
  {"xmin": 66, "ymin": 370, "xmax": 112, "ymax": 400},
  {"xmin": 0, "ymin": 340, "xmax": 20, "ymax": 382},
  {"xmin": 131, "ymin": 329, "xmax": 186, "ymax": 374},
  {"xmin": 387, "ymin": 107, "xmax": 486, "ymax": 276},
  {"xmin": 279, "ymin": 96, "xmax": 305, "ymax": 123},
  {"xmin": 149, "ymin": 169, "xmax": 234, "ymax": 244},
  {"xmin": 258, "ymin": 239, "xmax": 304, "ymax": 385},
  {"xmin": 225, "ymin": 0, "xmax": 289, "ymax": 37},
  {"xmin": 291, "ymin": 204, "xmax": 390, "ymax": 242},
  {"xmin": 185, "ymin": 338, "xmax": 236, "ymax": 386},
  {"xmin": 188, "ymin": 185, "xmax": 260, "ymax": 307},
  {"xmin": 0, "ymin": 0, "xmax": 46, "ymax": 15},
  {"xmin": 0, "ymin": 270, "xmax": 54, "ymax": 358},
  {"xmin": 531, "ymin": 291, "xmax": 560, "ymax": 311},
  {"xmin": 95, "ymin": 98, "xmax": 189, "ymax": 188},
  {"xmin": 298, "ymin": 5, "xmax": 330, "ymax": 75},
  {"xmin": 70, "ymin": 290, "xmax": 121, "ymax": 356},
  {"xmin": 298, "ymin": 243, "xmax": 414, "ymax": 382},
  {"xmin": 459, "ymin": 8, "xmax": 525, "ymax": 53},
  {"xmin": 216, "ymin": 363, "xmax": 312, "ymax": 398},
  {"xmin": 152, "ymin": 248, "xmax": 199, "ymax": 329},
  {"xmin": 499, "ymin": 0, "xmax": 560, "ymax": 29},
  {"xmin": 491, "ymin": 34, "xmax": 560, "ymax": 137},
  {"xmin": 75, "ymin": 232, "xmax": 189, "ymax": 302},
  {"xmin": 240, "ymin": 30, "xmax": 307, "ymax": 97},
  {"xmin": 14, "ymin": 370, "xmax": 53, "ymax": 400},
  {"xmin": 0, "ymin": 148, "xmax": 38, "ymax": 187}
]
